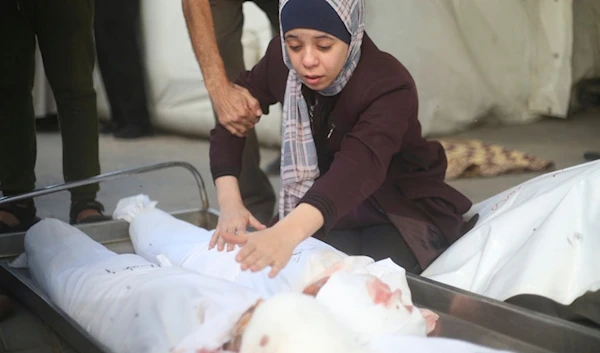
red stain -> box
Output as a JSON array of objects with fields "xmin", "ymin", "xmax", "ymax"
[
  {"xmin": 260, "ymin": 335, "xmax": 270, "ymax": 347},
  {"xmin": 303, "ymin": 276, "xmax": 331, "ymax": 296},
  {"xmin": 366, "ymin": 278, "xmax": 403, "ymax": 307}
]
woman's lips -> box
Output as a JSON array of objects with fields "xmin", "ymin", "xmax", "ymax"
[{"xmin": 304, "ymin": 75, "xmax": 324, "ymax": 85}]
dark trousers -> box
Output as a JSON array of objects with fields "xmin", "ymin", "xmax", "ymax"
[
  {"xmin": 210, "ymin": 0, "xmax": 279, "ymax": 223},
  {"xmin": 0, "ymin": 0, "xmax": 100, "ymax": 201},
  {"xmin": 323, "ymin": 224, "xmax": 422, "ymax": 274},
  {"xmin": 94, "ymin": 0, "xmax": 151, "ymax": 130}
]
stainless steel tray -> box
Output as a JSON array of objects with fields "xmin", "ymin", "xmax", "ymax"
[{"xmin": 0, "ymin": 162, "xmax": 598, "ymax": 353}]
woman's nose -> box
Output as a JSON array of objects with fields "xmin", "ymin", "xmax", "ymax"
[{"xmin": 302, "ymin": 49, "xmax": 319, "ymax": 68}]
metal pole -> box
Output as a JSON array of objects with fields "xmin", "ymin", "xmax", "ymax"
[{"xmin": 0, "ymin": 161, "xmax": 210, "ymax": 211}]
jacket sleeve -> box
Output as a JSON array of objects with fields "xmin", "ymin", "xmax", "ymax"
[
  {"xmin": 209, "ymin": 37, "xmax": 286, "ymax": 182},
  {"xmin": 299, "ymin": 79, "xmax": 416, "ymax": 231}
]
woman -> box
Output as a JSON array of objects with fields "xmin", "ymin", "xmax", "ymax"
[{"xmin": 209, "ymin": 0, "xmax": 474, "ymax": 277}]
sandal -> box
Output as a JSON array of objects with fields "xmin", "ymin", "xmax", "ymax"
[
  {"xmin": 0, "ymin": 199, "xmax": 40, "ymax": 234},
  {"xmin": 69, "ymin": 200, "xmax": 112, "ymax": 225}
]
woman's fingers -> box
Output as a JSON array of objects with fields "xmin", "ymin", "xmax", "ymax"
[
  {"xmin": 236, "ymin": 241, "xmax": 256, "ymax": 264},
  {"xmin": 209, "ymin": 227, "xmax": 220, "ymax": 249},
  {"xmin": 226, "ymin": 223, "xmax": 245, "ymax": 252},
  {"xmin": 268, "ymin": 262, "xmax": 283, "ymax": 278},
  {"xmin": 250, "ymin": 256, "xmax": 272, "ymax": 273},
  {"xmin": 217, "ymin": 230, "xmax": 227, "ymax": 251},
  {"xmin": 241, "ymin": 249, "xmax": 263, "ymax": 271},
  {"xmin": 226, "ymin": 242, "xmax": 235, "ymax": 252},
  {"xmin": 221, "ymin": 230, "xmax": 250, "ymax": 245}
]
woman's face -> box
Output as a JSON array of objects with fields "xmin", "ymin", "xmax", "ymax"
[{"xmin": 284, "ymin": 28, "xmax": 350, "ymax": 90}]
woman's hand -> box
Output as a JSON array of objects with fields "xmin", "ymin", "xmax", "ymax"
[
  {"xmin": 210, "ymin": 203, "xmax": 266, "ymax": 252},
  {"xmin": 211, "ymin": 176, "xmax": 266, "ymax": 252},
  {"xmin": 219, "ymin": 203, "xmax": 325, "ymax": 277},
  {"xmin": 220, "ymin": 225, "xmax": 303, "ymax": 278}
]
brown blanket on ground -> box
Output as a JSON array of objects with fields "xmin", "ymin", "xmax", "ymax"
[{"xmin": 437, "ymin": 138, "xmax": 554, "ymax": 180}]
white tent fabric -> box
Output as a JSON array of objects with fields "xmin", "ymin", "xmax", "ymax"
[
  {"xmin": 32, "ymin": 0, "xmax": 600, "ymax": 141},
  {"xmin": 365, "ymin": 0, "xmax": 575, "ymax": 135}
]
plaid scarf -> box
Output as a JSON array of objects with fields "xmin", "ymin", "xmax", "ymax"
[{"xmin": 278, "ymin": 0, "xmax": 366, "ymax": 220}]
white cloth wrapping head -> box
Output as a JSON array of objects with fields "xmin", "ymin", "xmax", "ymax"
[
  {"xmin": 240, "ymin": 292, "xmax": 362, "ymax": 353},
  {"xmin": 316, "ymin": 272, "xmax": 427, "ymax": 344}
]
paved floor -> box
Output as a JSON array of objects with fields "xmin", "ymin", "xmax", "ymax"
[{"xmin": 23, "ymin": 109, "xmax": 600, "ymax": 222}]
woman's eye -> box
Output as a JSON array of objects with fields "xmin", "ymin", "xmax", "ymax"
[
  {"xmin": 288, "ymin": 45, "xmax": 301, "ymax": 52},
  {"xmin": 318, "ymin": 46, "xmax": 332, "ymax": 51}
]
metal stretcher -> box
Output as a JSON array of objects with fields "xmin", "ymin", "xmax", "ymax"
[{"xmin": 0, "ymin": 162, "xmax": 598, "ymax": 353}]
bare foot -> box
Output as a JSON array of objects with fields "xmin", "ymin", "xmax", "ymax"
[{"xmin": 0, "ymin": 211, "xmax": 19, "ymax": 227}]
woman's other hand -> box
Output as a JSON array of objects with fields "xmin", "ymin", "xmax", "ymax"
[
  {"xmin": 212, "ymin": 176, "xmax": 266, "ymax": 252},
  {"xmin": 211, "ymin": 202, "xmax": 266, "ymax": 252},
  {"xmin": 220, "ymin": 225, "xmax": 300, "ymax": 278}
]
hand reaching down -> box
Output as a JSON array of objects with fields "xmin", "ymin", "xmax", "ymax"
[
  {"xmin": 211, "ymin": 203, "xmax": 266, "ymax": 252},
  {"xmin": 220, "ymin": 226, "xmax": 301, "ymax": 278}
]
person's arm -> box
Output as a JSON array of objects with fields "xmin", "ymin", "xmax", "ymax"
[
  {"xmin": 215, "ymin": 176, "xmax": 243, "ymax": 209},
  {"xmin": 217, "ymin": 82, "xmax": 415, "ymax": 278},
  {"xmin": 181, "ymin": 0, "xmax": 261, "ymax": 136},
  {"xmin": 299, "ymin": 82, "xmax": 415, "ymax": 232},
  {"xmin": 209, "ymin": 37, "xmax": 286, "ymax": 183},
  {"xmin": 207, "ymin": 38, "xmax": 286, "ymax": 251},
  {"xmin": 269, "ymin": 85, "xmax": 409, "ymax": 241}
]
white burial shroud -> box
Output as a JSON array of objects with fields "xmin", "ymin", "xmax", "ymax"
[
  {"xmin": 423, "ymin": 160, "xmax": 600, "ymax": 306},
  {"xmin": 113, "ymin": 194, "xmax": 432, "ymax": 338},
  {"xmin": 15, "ymin": 219, "xmax": 260, "ymax": 353}
]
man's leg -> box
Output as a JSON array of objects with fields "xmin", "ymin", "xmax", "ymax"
[
  {"xmin": 253, "ymin": 0, "xmax": 280, "ymax": 36},
  {"xmin": 0, "ymin": 0, "xmax": 38, "ymax": 230},
  {"xmin": 0, "ymin": 0, "xmax": 39, "ymax": 319},
  {"xmin": 211, "ymin": 0, "xmax": 275, "ymax": 224},
  {"xmin": 253, "ymin": 0, "xmax": 281, "ymax": 176},
  {"xmin": 34, "ymin": 0, "xmax": 106, "ymax": 222},
  {"xmin": 94, "ymin": 0, "xmax": 153, "ymax": 139}
]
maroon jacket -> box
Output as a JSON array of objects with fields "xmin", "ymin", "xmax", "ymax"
[{"xmin": 210, "ymin": 34, "xmax": 473, "ymax": 269}]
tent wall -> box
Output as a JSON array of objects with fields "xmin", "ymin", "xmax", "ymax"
[{"xmin": 31, "ymin": 0, "xmax": 600, "ymax": 146}]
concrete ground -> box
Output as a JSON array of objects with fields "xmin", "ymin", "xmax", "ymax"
[{"xmin": 25, "ymin": 109, "xmax": 600, "ymax": 222}]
